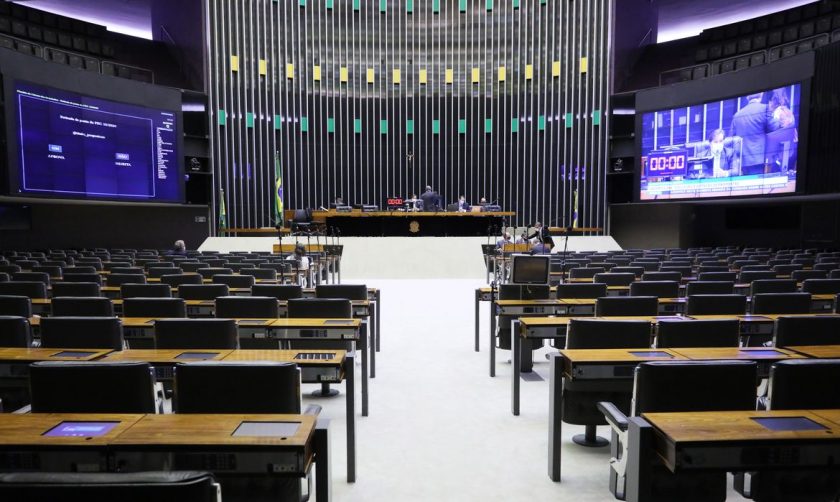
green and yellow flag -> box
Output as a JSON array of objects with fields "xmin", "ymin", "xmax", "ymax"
[
  {"xmin": 274, "ymin": 152, "xmax": 284, "ymax": 227},
  {"xmin": 218, "ymin": 189, "xmax": 227, "ymax": 231},
  {"xmin": 572, "ymin": 189, "xmax": 579, "ymax": 229}
]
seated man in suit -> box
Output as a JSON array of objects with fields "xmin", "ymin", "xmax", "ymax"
[
  {"xmin": 457, "ymin": 195, "xmax": 470, "ymax": 212},
  {"xmin": 696, "ymin": 129, "xmax": 740, "ymax": 178},
  {"xmin": 496, "ymin": 232, "xmax": 512, "ymax": 249},
  {"xmin": 419, "ymin": 186, "xmax": 441, "ymax": 212}
]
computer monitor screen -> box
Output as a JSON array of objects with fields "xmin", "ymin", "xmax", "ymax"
[
  {"xmin": 639, "ymin": 83, "xmax": 801, "ymax": 200},
  {"xmin": 43, "ymin": 421, "xmax": 120, "ymax": 437},
  {"xmin": 9, "ymin": 80, "xmax": 182, "ymax": 202},
  {"xmin": 511, "ymin": 255, "xmax": 550, "ymax": 285}
]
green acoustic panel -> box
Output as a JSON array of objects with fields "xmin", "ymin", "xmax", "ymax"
[
  {"xmin": 511, "ymin": 118, "xmax": 519, "ymax": 133},
  {"xmin": 459, "ymin": 0, "xmax": 467, "ymax": 12},
  {"xmin": 353, "ymin": 0, "xmax": 360, "ymax": 11},
  {"xmin": 274, "ymin": 115, "xmax": 281, "ymax": 130},
  {"xmin": 406, "ymin": 119, "xmax": 415, "ymax": 135},
  {"xmin": 354, "ymin": 118, "xmax": 362, "ymax": 133},
  {"xmin": 380, "ymin": 119, "xmax": 388, "ymax": 134},
  {"xmin": 300, "ymin": 116, "xmax": 309, "ymax": 132},
  {"xmin": 406, "ymin": 0, "xmax": 414, "ymax": 13},
  {"xmin": 486, "ymin": 0, "xmax": 493, "ymax": 11},
  {"xmin": 484, "ymin": 118, "xmax": 492, "ymax": 133},
  {"xmin": 432, "ymin": 119, "xmax": 440, "ymax": 134},
  {"xmin": 299, "ymin": 0, "xmax": 306, "ymax": 6},
  {"xmin": 538, "ymin": 115, "xmax": 546, "ymax": 131},
  {"xmin": 326, "ymin": 0, "xmax": 334, "ymax": 9},
  {"xmin": 380, "ymin": 0, "xmax": 387, "ymax": 12},
  {"xmin": 592, "ymin": 109, "xmax": 601, "ymax": 126},
  {"xmin": 218, "ymin": 109, "xmax": 226, "ymax": 126},
  {"xmin": 512, "ymin": 0, "xmax": 520, "ymax": 9},
  {"xmin": 432, "ymin": 0, "xmax": 440, "ymax": 13},
  {"xmin": 458, "ymin": 119, "xmax": 466, "ymax": 134},
  {"xmin": 246, "ymin": 112, "xmax": 255, "ymax": 128},
  {"xmin": 565, "ymin": 113, "xmax": 573, "ymax": 128},
  {"xmin": 540, "ymin": 0, "xmax": 547, "ymax": 4},
  {"xmin": 327, "ymin": 117, "xmax": 335, "ymax": 133}
]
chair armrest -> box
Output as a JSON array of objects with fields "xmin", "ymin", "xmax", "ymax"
[
  {"xmin": 304, "ymin": 404, "xmax": 322, "ymax": 416},
  {"xmin": 597, "ymin": 401, "xmax": 629, "ymax": 432}
]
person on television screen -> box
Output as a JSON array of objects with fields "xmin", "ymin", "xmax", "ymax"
[
  {"xmin": 729, "ymin": 92, "xmax": 779, "ymax": 176},
  {"xmin": 769, "ymin": 89, "xmax": 796, "ymax": 129},
  {"xmin": 457, "ymin": 195, "xmax": 470, "ymax": 212},
  {"xmin": 420, "ymin": 186, "xmax": 441, "ymax": 212},
  {"xmin": 698, "ymin": 129, "xmax": 738, "ymax": 178}
]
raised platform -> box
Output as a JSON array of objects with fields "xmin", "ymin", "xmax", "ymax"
[
  {"xmin": 311, "ymin": 210, "xmax": 516, "ymax": 236},
  {"xmin": 199, "ymin": 236, "xmax": 622, "ymax": 280}
]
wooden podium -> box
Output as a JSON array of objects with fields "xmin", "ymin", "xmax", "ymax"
[{"xmin": 273, "ymin": 244, "xmax": 325, "ymax": 253}]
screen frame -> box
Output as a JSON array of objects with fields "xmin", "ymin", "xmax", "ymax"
[
  {"xmin": 0, "ymin": 49, "xmax": 185, "ymax": 204},
  {"xmin": 634, "ymin": 53, "xmax": 814, "ymax": 203},
  {"xmin": 511, "ymin": 254, "xmax": 550, "ymax": 285}
]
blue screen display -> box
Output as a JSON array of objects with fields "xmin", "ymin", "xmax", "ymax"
[
  {"xmin": 640, "ymin": 84, "xmax": 801, "ymax": 200},
  {"xmin": 13, "ymin": 80, "xmax": 182, "ymax": 202}
]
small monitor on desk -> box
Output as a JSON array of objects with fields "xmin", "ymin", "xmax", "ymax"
[
  {"xmin": 232, "ymin": 421, "xmax": 301, "ymax": 438},
  {"xmin": 511, "ymin": 254, "xmax": 550, "ymax": 285},
  {"xmin": 43, "ymin": 421, "xmax": 120, "ymax": 437}
]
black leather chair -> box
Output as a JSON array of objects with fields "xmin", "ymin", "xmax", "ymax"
[
  {"xmin": 251, "ymin": 284, "xmax": 303, "ymax": 300},
  {"xmin": 0, "ymin": 264, "xmax": 21, "ymax": 275},
  {"xmin": 593, "ymin": 272, "xmax": 636, "ymax": 287},
  {"xmin": 750, "ymin": 279, "xmax": 797, "ymax": 295},
  {"xmin": 0, "ymin": 471, "xmax": 220, "ymax": 502},
  {"xmin": 122, "ymin": 298, "xmax": 187, "ymax": 318},
  {"xmin": 177, "ymin": 284, "xmax": 230, "ymax": 300},
  {"xmin": 594, "ymin": 296, "xmax": 658, "ymax": 317},
  {"xmin": 599, "ymin": 361, "xmax": 758, "ymax": 501},
  {"xmin": 739, "ymin": 270, "xmax": 777, "ymax": 283},
  {"xmin": 685, "ymin": 294, "xmax": 747, "ymax": 315},
  {"xmin": 178, "ymin": 262, "xmax": 205, "ymax": 273},
  {"xmin": 62, "ymin": 273, "xmax": 103, "ymax": 285},
  {"xmin": 697, "ymin": 265, "xmax": 730, "ymax": 273},
  {"xmin": 610, "ymin": 266, "xmax": 645, "ymax": 278},
  {"xmin": 641, "ymin": 271, "xmax": 681, "ymax": 282},
  {"xmin": 658, "ymin": 265, "xmax": 691, "ymax": 277},
  {"xmin": 0, "ymin": 272, "xmax": 8, "ymax": 282},
  {"xmin": 563, "ymin": 319, "xmax": 652, "ymax": 447},
  {"xmin": 801, "ymin": 278, "xmax": 840, "ymax": 295},
  {"xmin": 211, "ymin": 274, "xmax": 255, "ymax": 289},
  {"xmin": 0, "ymin": 295, "xmax": 32, "ymax": 317},
  {"xmin": 556, "ymin": 283, "xmax": 608, "ymax": 299},
  {"xmin": 154, "ymin": 319, "xmax": 238, "ymax": 349},
  {"xmin": 32, "ymin": 265, "xmax": 62, "ymax": 278},
  {"xmin": 773, "ymin": 316, "xmax": 840, "ymax": 346},
  {"xmin": 629, "ymin": 281, "xmax": 679, "ymax": 298},
  {"xmin": 0, "ymin": 316, "xmax": 31, "ymax": 347},
  {"xmin": 29, "ymin": 361, "xmax": 156, "ymax": 413},
  {"xmin": 147, "ymin": 267, "xmax": 183, "ymax": 278},
  {"xmin": 655, "ymin": 319, "xmax": 740, "ymax": 348},
  {"xmin": 121, "ymin": 283, "xmax": 172, "ymax": 299},
  {"xmin": 12, "ymin": 271, "xmax": 51, "ymax": 285},
  {"xmin": 751, "ymin": 292, "xmax": 811, "ymax": 314},
  {"xmin": 791, "ymin": 269, "xmax": 828, "ymax": 281},
  {"xmin": 568, "ymin": 267, "xmax": 605, "ymax": 279},
  {"xmin": 697, "ymin": 271, "xmax": 737, "ymax": 282},
  {"xmin": 51, "ymin": 297, "xmax": 114, "ymax": 317},
  {"xmin": 160, "ymin": 273, "xmax": 203, "ymax": 288},
  {"xmin": 196, "ymin": 267, "xmax": 234, "ymax": 280},
  {"xmin": 110, "ymin": 267, "xmax": 144, "ymax": 275},
  {"xmin": 174, "ymin": 361, "xmax": 300, "ymax": 413},
  {"xmin": 238, "ymin": 268, "xmax": 276, "ymax": 280},
  {"xmin": 684, "ymin": 281, "xmax": 735, "ymax": 296},
  {"xmin": 0, "ymin": 281, "xmax": 48, "ymax": 299},
  {"xmin": 215, "ymin": 296, "xmax": 279, "ymax": 318},
  {"xmin": 40, "ymin": 317, "xmax": 124, "ymax": 350},
  {"xmin": 316, "ymin": 284, "xmax": 368, "ymax": 300},
  {"xmin": 106, "ymin": 273, "xmax": 146, "ymax": 287},
  {"xmin": 51, "ymin": 282, "xmax": 101, "ymax": 298}
]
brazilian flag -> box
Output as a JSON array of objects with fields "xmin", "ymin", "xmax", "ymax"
[
  {"xmin": 218, "ymin": 189, "xmax": 227, "ymax": 231},
  {"xmin": 572, "ymin": 189, "xmax": 579, "ymax": 229},
  {"xmin": 274, "ymin": 152, "xmax": 284, "ymax": 227}
]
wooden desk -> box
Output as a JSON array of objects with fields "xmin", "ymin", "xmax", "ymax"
[
  {"xmin": 102, "ymin": 349, "xmax": 231, "ymax": 380},
  {"xmin": 669, "ymin": 347, "xmax": 806, "ymax": 376},
  {"xmin": 311, "ymin": 209, "xmax": 515, "ymax": 237},
  {"xmin": 0, "ymin": 347, "xmax": 112, "ymax": 362},
  {"xmin": 787, "ymin": 345, "xmax": 840, "ymax": 358}
]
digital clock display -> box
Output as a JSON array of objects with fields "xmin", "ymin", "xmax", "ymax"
[
  {"xmin": 386, "ymin": 198, "xmax": 404, "ymax": 207},
  {"xmin": 645, "ymin": 150, "xmax": 687, "ymax": 178}
]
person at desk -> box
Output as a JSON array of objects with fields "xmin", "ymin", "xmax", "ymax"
[
  {"xmin": 169, "ymin": 240, "xmax": 187, "ymax": 256},
  {"xmin": 420, "ymin": 186, "xmax": 441, "ymax": 212},
  {"xmin": 730, "ymin": 92, "xmax": 779, "ymax": 176},
  {"xmin": 478, "ymin": 197, "xmax": 488, "ymax": 206},
  {"xmin": 457, "ymin": 195, "xmax": 470, "ymax": 212},
  {"xmin": 696, "ymin": 129, "xmax": 739, "ymax": 178},
  {"xmin": 286, "ymin": 243, "xmax": 311, "ymax": 286},
  {"xmin": 531, "ymin": 239, "xmax": 553, "ymax": 255},
  {"xmin": 515, "ymin": 233, "xmax": 529, "ymax": 245},
  {"xmin": 406, "ymin": 193, "xmax": 421, "ymax": 211},
  {"xmin": 496, "ymin": 232, "xmax": 512, "ymax": 249},
  {"xmin": 527, "ymin": 222, "xmax": 553, "ymax": 247}
]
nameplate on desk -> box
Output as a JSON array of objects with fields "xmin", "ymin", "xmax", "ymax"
[
  {"xmin": 238, "ymin": 320, "xmax": 267, "ymax": 326},
  {"xmin": 294, "ymin": 352, "xmax": 336, "ymax": 360},
  {"xmin": 175, "ymin": 352, "xmax": 220, "ymax": 360},
  {"xmin": 654, "ymin": 316, "xmax": 686, "ymax": 321},
  {"xmin": 738, "ymin": 349, "xmax": 786, "ymax": 357},
  {"xmin": 629, "ymin": 351, "xmax": 673, "ymax": 358},
  {"xmin": 232, "ymin": 421, "xmax": 301, "ymax": 438},
  {"xmin": 322, "ymin": 320, "xmax": 355, "ymax": 325},
  {"xmin": 739, "ymin": 315, "xmax": 771, "ymax": 321},
  {"xmin": 752, "ymin": 416, "xmax": 828, "ymax": 432},
  {"xmin": 50, "ymin": 351, "xmax": 98, "ymax": 358}
]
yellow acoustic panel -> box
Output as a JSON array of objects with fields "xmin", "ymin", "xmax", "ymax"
[
  {"xmin": 419, "ymin": 69, "xmax": 428, "ymax": 84},
  {"xmin": 445, "ymin": 68, "xmax": 453, "ymax": 84},
  {"xmin": 498, "ymin": 66, "xmax": 506, "ymax": 81},
  {"xmin": 393, "ymin": 68, "xmax": 401, "ymax": 84},
  {"xmin": 524, "ymin": 64, "xmax": 533, "ymax": 80},
  {"xmin": 580, "ymin": 57, "xmax": 588, "ymax": 73},
  {"xmin": 313, "ymin": 65, "xmax": 321, "ymax": 81},
  {"xmin": 258, "ymin": 59, "xmax": 267, "ymax": 76},
  {"xmin": 340, "ymin": 67, "xmax": 349, "ymax": 82},
  {"xmin": 551, "ymin": 60, "xmax": 560, "ymax": 77},
  {"xmin": 286, "ymin": 63, "xmax": 294, "ymax": 79},
  {"xmin": 230, "ymin": 55, "xmax": 239, "ymax": 72},
  {"xmin": 471, "ymin": 67, "xmax": 480, "ymax": 83},
  {"xmin": 367, "ymin": 68, "xmax": 375, "ymax": 84}
]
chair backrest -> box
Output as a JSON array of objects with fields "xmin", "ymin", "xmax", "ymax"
[
  {"xmin": 801, "ymin": 278, "xmax": 840, "ymax": 295},
  {"xmin": 40, "ymin": 317, "xmax": 124, "ymax": 350},
  {"xmin": 147, "ymin": 267, "xmax": 183, "ymax": 278},
  {"xmin": 0, "ymin": 281, "xmax": 48, "ymax": 299},
  {"xmin": 154, "ymin": 319, "xmax": 238, "ymax": 349},
  {"xmin": 160, "ymin": 274, "xmax": 203, "ymax": 288},
  {"xmin": 610, "ymin": 266, "xmax": 645, "ymax": 278},
  {"xmin": 287, "ymin": 298, "xmax": 352, "ymax": 318},
  {"xmin": 592, "ymin": 272, "xmax": 636, "ymax": 287},
  {"xmin": 29, "ymin": 361, "xmax": 156, "ymax": 413},
  {"xmin": 0, "ymin": 264, "xmax": 21, "ymax": 275},
  {"xmin": 239, "ymin": 268, "xmax": 277, "ymax": 280},
  {"xmin": 594, "ymin": 296, "xmax": 658, "ymax": 317},
  {"xmin": 629, "ymin": 281, "xmax": 679, "ymax": 298},
  {"xmin": 697, "ymin": 271, "xmax": 737, "ymax": 282},
  {"xmin": 123, "ymin": 298, "xmax": 187, "ymax": 318},
  {"xmin": 211, "ymin": 274, "xmax": 255, "ymax": 289},
  {"xmin": 697, "ymin": 265, "xmax": 730, "ymax": 273},
  {"xmin": 497, "ymin": 284, "xmax": 551, "ymax": 300},
  {"xmin": 738, "ymin": 270, "xmax": 777, "ymax": 283},
  {"xmin": 632, "ymin": 361, "xmax": 758, "ymax": 416},
  {"xmin": 773, "ymin": 264, "xmax": 801, "ymax": 275},
  {"xmin": 658, "ymin": 265, "xmax": 691, "ymax": 277},
  {"xmin": 174, "ymin": 361, "xmax": 300, "ymax": 413},
  {"xmin": 250, "ymin": 284, "xmax": 303, "ymax": 300},
  {"xmin": 315, "ymin": 284, "xmax": 368, "ymax": 300},
  {"xmin": 12, "ymin": 272, "xmax": 51, "ymax": 285},
  {"xmin": 565, "ymin": 319, "xmax": 651, "ymax": 349},
  {"xmin": 178, "ymin": 262, "xmax": 206, "ymax": 273},
  {"xmin": 0, "ymin": 295, "xmax": 32, "ymax": 317},
  {"xmin": 791, "ymin": 269, "xmax": 828, "ymax": 282},
  {"xmin": 685, "ymin": 281, "xmax": 735, "ymax": 296},
  {"xmin": 110, "ymin": 267, "xmax": 144, "ymax": 275},
  {"xmin": 555, "ymin": 283, "xmax": 608, "ymax": 299},
  {"xmin": 177, "ymin": 284, "xmax": 230, "ymax": 300},
  {"xmin": 215, "ymin": 296, "xmax": 279, "ymax": 318},
  {"xmin": 768, "ymin": 360, "xmax": 840, "ymax": 410},
  {"xmin": 751, "ymin": 292, "xmax": 811, "ymax": 314},
  {"xmin": 0, "ymin": 471, "xmax": 220, "ymax": 502},
  {"xmin": 656, "ymin": 319, "xmax": 740, "ymax": 348},
  {"xmin": 51, "ymin": 297, "xmax": 114, "ymax": 317},
  {"xmin": 0, "ymin": 316, "xmax": 31, "ymax": 347},
  {"xmin": 51, "ymin": 282, "xmax": 101, "ymax": 298},
  {"xmin": 106, "ymin": 274, "xmax": 146, "ymax": 287},
  {"xmin": 31, "ymin": 266, "xmax": 62, "ymax": 278},
  {"xmin": 773, "ymin": 316, "xmax": 840, "ymax": 346},
  {"xmin": 832, "ymin": 269, "xmax": 840, "ymax": 279},
  {"xmin": 685, "ymin": 294, "xmax": 747, "ymax": 315},
  {"xmin": 630, "ymin": 261, "xmax": 660, "ymax": 272},
  {"xmin": 121, "ymin": 283, "xmax": 172, "ymax": 299},
  {"xmin": 196, "ymin": 267, "xmax": 234, "ymax": 279},
  {"xmin": 102, "ymin": 262, "xmax": 132, "ymax": 272},
  {"xmin": 62, "ymin": 273, "xmax": 102, "ymax": 285},
  {"xmin": 641, "ymin": 271, "xmax": 681, "ymax": 282},
  {"xmin": 750, "ymin": 279, "xmax": 797, "ymax": 295},
  {"xmin": 568, "ymin": 267, "xmax": 605, "ymax": 279}
]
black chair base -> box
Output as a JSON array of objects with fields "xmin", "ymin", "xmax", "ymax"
[
  {"xmin": 573, "ymin": 425, "xmax": 609, "ymax": 447},
  {"xmin": 310, "ymin": 382, "xmax": 340, "ymax": 398}
]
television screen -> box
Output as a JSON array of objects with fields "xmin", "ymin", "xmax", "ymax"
[
  {"xmin": 639, "ymin": 84, "xmax": 801, "ymax": 200},
  {"xmin": 10, "ymin": 80, "xmax": 182, "ymax": 202},
  {"xmin": 511, "ymin": 255, "xmax": 550, "ymax": 285}
]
